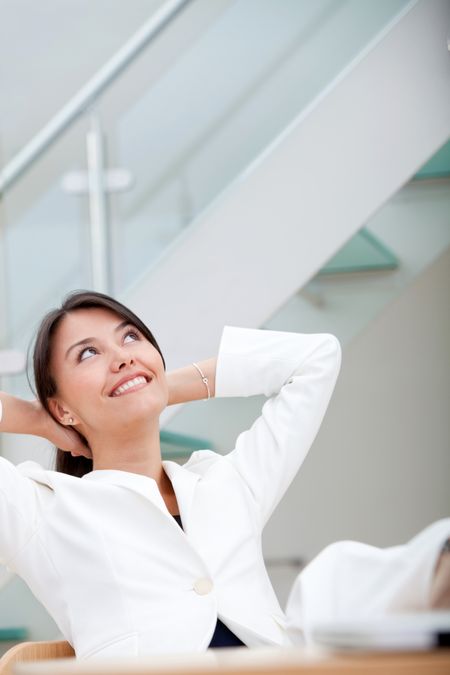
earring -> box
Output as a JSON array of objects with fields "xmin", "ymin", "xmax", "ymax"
[{"xmin": 68, "ymin": 417, "xmax": 74, "ymax": 425}]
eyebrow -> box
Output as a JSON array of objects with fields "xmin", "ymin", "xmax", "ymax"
[{"xmin": 65, "ymin": 320, "xmax": 133, "ymax": 359}]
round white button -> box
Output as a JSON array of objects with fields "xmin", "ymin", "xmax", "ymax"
[{"xmin": 193, "ymin": 578, "xmax": 213, "ymax": 595}]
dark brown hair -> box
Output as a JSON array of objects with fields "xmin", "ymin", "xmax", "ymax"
[{"xmin": 32, "ymin": 290, "xmax": 165, "ymax": 478}]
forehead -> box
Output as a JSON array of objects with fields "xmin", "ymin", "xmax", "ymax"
[{"xmin": 54, "ymin": 308, "xmax": 125, "ymax": 347}]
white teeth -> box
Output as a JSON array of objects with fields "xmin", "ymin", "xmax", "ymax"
[{"xmin": 112, "ymin": 376, "xmax": 148, "ymax": 397}]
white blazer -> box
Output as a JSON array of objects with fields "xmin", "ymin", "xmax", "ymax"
[{"xmin": 0, "ymin": 326, "xmax": 341, "ymax": 659}]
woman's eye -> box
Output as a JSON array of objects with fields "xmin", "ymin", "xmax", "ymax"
[
  {"xmin": 79, "ymin": 346, "xmax": 97, "ymax": 361},
  {"xmin": 123, "ymin": 331, "xmax": 139, "ymax": 343}
]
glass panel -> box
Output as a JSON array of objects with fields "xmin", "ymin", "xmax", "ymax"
[
  {"xmin": 414, "ymin": 139, "xmax": 450, "ymax": 180},
  {"xmin": 0, "ymin": 627, "xmax": 28, "ymax": 641},
  {"xmin": 100, "ymin": 0, "xmax": 410, "ymax": 292},
  {"xmin": 0, "ymin": 116, "xmax": 92, "ymax": 399},
  {"xmin": 262, "ymin": 175, "xmax": 450, "ymax": 344},
  {"xmin": 319, "ymin": 229, "xmax": 398, "ymax": 275},
  {"xmin": 161, "ymin": 429, "xmax": 214, "ymax": 459},
  {"xmin": 318, "ymin": 136, "xmax": 450, "ymax": 277},
  {"xmin": 0, "ymin": 0, "xmax": 412, "ymax": 395}
]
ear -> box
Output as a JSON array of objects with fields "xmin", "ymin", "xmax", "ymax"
[{"xmin": 48, "ymin": 398, "xmax": 79, "ymax": 426}]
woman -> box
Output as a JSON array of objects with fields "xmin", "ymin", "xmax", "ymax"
[{"xmin": 0, "ymin": 291, "xmax": 448, "ymax": 659}]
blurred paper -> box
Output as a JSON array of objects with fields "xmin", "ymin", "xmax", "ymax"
[{"xmin": 312, "ymin": 611, "xmax": 450, "ymax": 650}]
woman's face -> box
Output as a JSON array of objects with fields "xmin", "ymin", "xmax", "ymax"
[{"xmin": 48, "ymin": 307, "xmax": 168, "ymax": 437}]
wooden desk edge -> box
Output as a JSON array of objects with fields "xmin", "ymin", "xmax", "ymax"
[{"xmin": 13, "ymin": 646, "xmax": 450, "ymax": 675}]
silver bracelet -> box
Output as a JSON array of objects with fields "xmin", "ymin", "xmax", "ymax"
[{"xmin": 192, "ymin": 362, "xmax": 210, "ymax": 400}]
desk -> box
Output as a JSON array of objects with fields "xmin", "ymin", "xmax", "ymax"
[{"xmin": 14, "ymin": 646, "xmax": 450, "ymax": 675}]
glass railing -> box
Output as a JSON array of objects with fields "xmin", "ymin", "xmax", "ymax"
[
  {"xmin": 105, "ymin": 0, "xmax": 411, "ymax": 290},
  {"xmin": 261, "ymin": 142, "xmax": 450, "ymax": 344},
  {"xmin": 414, "ymin": 138, "xmax": 450, "ymax": 180},
  {"xmin": 0, "ymin": 0, "xmax": 412, "ymax": 401},
  {"xmin": 0, "ymin": 118, "xmax": 92, "ymax": 400},
  {"xmin": 319, "ymin": 229, "xmax": 398, "ymax": 275}
]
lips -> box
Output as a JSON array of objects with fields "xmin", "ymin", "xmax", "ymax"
[{"xmin": 109, "ymin": 373, "xmax": 152, "ymax": 397}]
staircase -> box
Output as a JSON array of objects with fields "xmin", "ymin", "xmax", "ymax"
[{"xmin": 126, "ymin": 0, "xmax": 450, "ymax": 392}]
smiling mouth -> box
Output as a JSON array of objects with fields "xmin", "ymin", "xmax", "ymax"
[{"xmin": 110, "ymin": 375, "xmax": 151, "ymax": 397}]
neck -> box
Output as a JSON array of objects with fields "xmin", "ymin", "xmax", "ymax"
[{"xmin": 88, "ymin": 420, "xmax": 164, "ymax": 484}]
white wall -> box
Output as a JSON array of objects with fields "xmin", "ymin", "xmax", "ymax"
[{"xmin": 264, "ymin": 244, "xmax": 450, "ymax": 553}]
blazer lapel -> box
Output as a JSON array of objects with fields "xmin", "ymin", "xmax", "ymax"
[
  {"xmin": 83, "ymin": 470, "xmax": 169, "ymax": 515},
  {"xmin": 83, "ymin": 464, "xmax": 200, "ymax": 533},
  {"xmin": 162, "ymin": 460, "xmax": 200, "ymax": 533}
]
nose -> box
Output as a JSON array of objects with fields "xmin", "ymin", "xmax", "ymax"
[{"xmin": 111, "ymin": 345, "xmax": 135, "ymax": 372}]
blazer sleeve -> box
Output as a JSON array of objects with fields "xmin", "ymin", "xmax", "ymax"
[
  {"xmin": 0, "ymin": 456, "xmax": 39, "ymax": 566},
  {"xmin": 215, "ymin": 325, "xmax": 341, "ymax": 528}
]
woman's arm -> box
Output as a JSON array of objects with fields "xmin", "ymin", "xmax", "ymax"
[
  {"xmin": 0, "ymin": 392, "xmax": 87, "ymax": 454},
  {"xmin": 214, "ymin": 326, "xmax": 341, "ymax": 529},
  {"xmin": 0, "ymin": 394, "xmax": 88, "ymax": 565},
  {"xmin": 165, "ymin": 327, "xmax": 341, "ymax": 531},
  {"xmin": 0, "ymin": 392, "xmax": 43, "ymax": 436},
  {"xmin": 166, "ymin": 357, "xmax": 217, "ymax": 406},
  {"xmin": 0, "ymin": 395, "xmax": 47, "ymax": 565}
]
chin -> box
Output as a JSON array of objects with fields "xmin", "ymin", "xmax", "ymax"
[{"xmin": 121, "ymin": 399, "xmax": 164, "ymax": 423}]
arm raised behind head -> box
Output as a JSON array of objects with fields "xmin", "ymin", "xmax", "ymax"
[
  {"xmin": 0, "ymin": 392, "xmax": 88, "ymax": 455},
  {"xmin": 166, "ymin": 357, "xmax": 217, "ymax": 405},
  {"xmin": 0, "ymin": 393, "xmax": 89, "ymax": 565}
]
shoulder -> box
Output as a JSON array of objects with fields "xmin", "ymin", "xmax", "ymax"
[
  {"xmin": 17, "ymin": 460, "xmax": 53, "ymax": 481},
  {"xmin": 1, "ymin": 457, "xmax": 49, "ymax": 486},
  {"xmin": 16, "ymin": 460, "xmax": 70, "ymax": 491},
  {"xmin": 182, "ymin": 449, "xmax": 223, "ymax": 475}
]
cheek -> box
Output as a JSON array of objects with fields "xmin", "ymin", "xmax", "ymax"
[{"xmin": 61, "ymin": 364, "xmax": 105, "ymax": 410}]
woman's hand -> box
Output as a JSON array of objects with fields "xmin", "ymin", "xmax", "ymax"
[
  {"xmin": 0, "ymin": 392, "xmax": 92, "ymax": 458},
  {"xmin": 30, "ymin": 401, "xmax": 92, "ymax": 459}
]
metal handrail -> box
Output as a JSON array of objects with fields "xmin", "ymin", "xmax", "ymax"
[{"xmin": 0, "ymin": 0, "xmax": 191, "ymax": 195}]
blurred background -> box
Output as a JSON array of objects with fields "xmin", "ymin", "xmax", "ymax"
[{"xmin": 0, "ymin": 0, "xmax": 449, "ymax": 650}]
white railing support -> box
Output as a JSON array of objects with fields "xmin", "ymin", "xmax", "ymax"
[{"xmin": 86, "ymin": 115, "xmax": 110, "ymax": 294}]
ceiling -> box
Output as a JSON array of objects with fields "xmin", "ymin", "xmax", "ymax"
[{"xmin": 0, "ymin": 0, "xmax": 164, "ymax": 160}]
